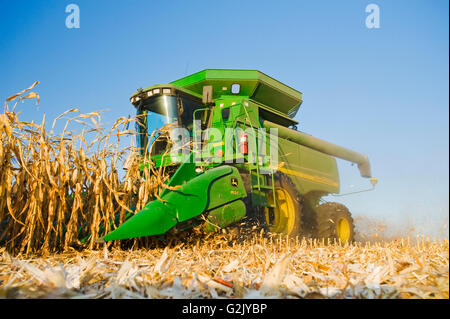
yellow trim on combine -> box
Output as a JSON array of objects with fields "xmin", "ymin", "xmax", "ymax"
[
  {"xmin": 212, "ymin": 141, "xmax": 225, "ymax": 147},
  {"xmin": 277, "ymin": 167, "xmax": 339, "ymax": 188}
]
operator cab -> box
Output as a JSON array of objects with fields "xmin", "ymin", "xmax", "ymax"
[{"xmin": 130, "ymin": 85, "xmax": 203, "ymax": 157}]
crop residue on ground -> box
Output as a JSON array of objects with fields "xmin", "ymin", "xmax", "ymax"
[{"xmin": 0, "ymin": 234, "xmax": 448, "ymax": 299}]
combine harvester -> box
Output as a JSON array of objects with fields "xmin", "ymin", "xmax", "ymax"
[{"xmin": 103, "ymin": 69, "xmax": 376, "ymax": 243}]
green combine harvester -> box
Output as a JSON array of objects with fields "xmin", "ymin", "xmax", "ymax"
[{"xmin": 103, "ymin": 69, "xmax": 376, "ymax": 243}]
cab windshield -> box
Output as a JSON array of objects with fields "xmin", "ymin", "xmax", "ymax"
[{"xmin": 135, "ymin": 93, "xmax": 201, "ymax": 155}]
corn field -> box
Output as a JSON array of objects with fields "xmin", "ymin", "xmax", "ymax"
[
  {"xmin": 0, "ymin": 82, "xmax": 174, "ymax": 255},
  {"xmin": 0, "ymin": 83, "xmax": 448, "ymax": 299}
]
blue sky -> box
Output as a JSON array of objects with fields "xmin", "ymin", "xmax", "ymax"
[{"xmin": 1, "ymin": 0, "xmax": 448, "ymax": 237}]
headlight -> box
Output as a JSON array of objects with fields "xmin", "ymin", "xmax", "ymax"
[
  {"xmin": 163, "ymin": 88, "xmax": 171, "ymax": 94},
  {"xmin": 153, "ymin": 88, "xmax": 161, "ymax": 95}
]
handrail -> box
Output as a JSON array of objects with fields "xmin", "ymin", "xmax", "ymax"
[
  {"xmin": 228, "ymin": 105, "xmax": 276, "ymax": 207},
  {"xmin": 192, "ymin": 102, "xmax": 277, "ymax": 208}
]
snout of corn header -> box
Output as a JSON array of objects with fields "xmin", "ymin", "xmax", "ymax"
[{"xmin": 102, "ymin": 200, "xmax": 178, "ymax": 241}]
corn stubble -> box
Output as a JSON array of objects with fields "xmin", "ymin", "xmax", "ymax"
[
  {"xmin": 0, "ymin": 234, "xmax": 448, "ymax": 299},
  {"xmin": 0, "ymin": 84, "xmax": 448, "ymax": 299}
]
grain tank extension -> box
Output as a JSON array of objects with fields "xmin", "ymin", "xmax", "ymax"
[{"xmin": 103, "ymin": 69, "xmax": 375, "ymax": 243}]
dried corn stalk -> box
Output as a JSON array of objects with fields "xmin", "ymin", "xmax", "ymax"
[{"xmin": 0, "ymin": 83, "xmax": 175, "ymax": 254}]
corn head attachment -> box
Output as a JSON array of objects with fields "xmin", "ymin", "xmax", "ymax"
[{"xmin": 103, "ymin": 159, "xmax": 247, "ymax": 241}]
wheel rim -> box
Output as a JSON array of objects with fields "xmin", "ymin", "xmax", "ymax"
[
  {"xmin": 336, "ymin": 218, "xmax": 351, "ymax": 243},
  {"xmin": 265, "ymin": 188, "xmax": 296, "ymax": 234}
]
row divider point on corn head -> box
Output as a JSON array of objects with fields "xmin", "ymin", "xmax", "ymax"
[{"xmin": 100, "ymin": 69, "xmax": 377, "ymax": 244}]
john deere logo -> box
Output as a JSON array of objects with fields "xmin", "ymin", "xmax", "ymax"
[{"xmin": 231, "ymin": 178, "xmax": 239, "ymax": 188}]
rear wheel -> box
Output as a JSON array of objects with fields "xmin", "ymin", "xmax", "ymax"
[
  {"xmin": 264, "ymin": 173, "xmax": 302, "ymax": 236},
  {"xmin": 315, "ymin": 202, "xmax": 355, "ymax": 243}
]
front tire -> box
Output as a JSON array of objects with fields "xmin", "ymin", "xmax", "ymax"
[
  {"xmin": 315, "ymin": 202, "xmax": 355, "ymax": 243},
  {"xmin": 264, "ymin": 173, "xmax": 303, "ymax": 236}
]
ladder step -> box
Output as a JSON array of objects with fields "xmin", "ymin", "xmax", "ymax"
[
  {"xmin": 258, "ymin": 170, "xmax": 274, "ymax": 175},
  {"xmin": 252, "ymin": 185, "xmax": 273, "ymax": 190}
]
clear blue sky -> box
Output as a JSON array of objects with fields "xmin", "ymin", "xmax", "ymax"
[{"xmin": 1, "ymin": 0, "xmax": 448, "ymax": 237}]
